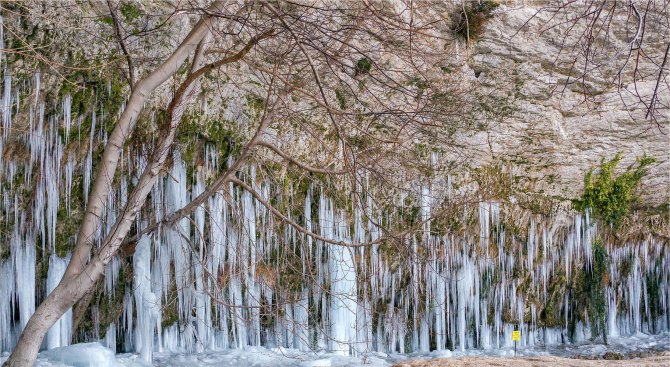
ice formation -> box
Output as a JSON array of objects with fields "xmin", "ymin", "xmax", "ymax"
[{"xmin": 0, "ymin": 53, "xmax": 667, "ymax": 364}]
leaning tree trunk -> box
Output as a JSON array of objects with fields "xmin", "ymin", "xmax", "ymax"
[
  {"xmin": 2, "ymin": 261, "xmax": 105, "ymax": 366},
  {"xmin": 1, "ymin": 6, "xmax": 218, "ymax": 367},
  {"xmin": 63, "ymin": 2, "xmax": 220, "ymax": 281}
]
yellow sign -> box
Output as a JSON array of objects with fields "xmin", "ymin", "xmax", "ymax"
[{"xmin": 512, "ymin": 330, "xmax": 521, "ymax": 341}]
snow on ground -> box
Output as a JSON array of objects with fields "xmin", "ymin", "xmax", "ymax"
[
  {"xmin": 1, "ymin": 333, "xmax": 668, "ymax": 367},
  {"xmin": 117, "ymin": 347, "xmax": 402, "ymax": 367},
  {"xmin": 396, "ymin": 355, "xmax": 670, "ymax": 366},
  {"xmin": 404, "ymin": 332, "xmax": 670, "ymax": 361},
  {"xmin": 0, "ymin": 343, "xmax": 122, "ymax": 367}
]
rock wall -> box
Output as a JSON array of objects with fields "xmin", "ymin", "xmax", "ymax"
[
  {"xmin": 461, "ymin": 3, "xmax": 668, "ymax": 205},
  {"xmin": 0, "ymin": 0, "xmax": 667, "ymax": 359}
]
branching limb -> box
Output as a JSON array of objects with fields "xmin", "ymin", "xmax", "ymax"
[
  {"xmin": 124, "ymin": 63, "xmax": 279, "ymax": 246},
  {"xmin": 646, "ymin": 43, "xmax": 669, "ymax": 122},
  {"xmin": 257, "ymin": 141, "xmax": 347, "ymax": 175},
  {"xmin": 63, "ymin": 1, "xmax": 224, "ymax": 281},
  {"xmin": 230, "ymin": 177, "xmax": 380, "ymax": 248},
  {"xmin": 71, "ymin": 32, "xmax": 211, "ymax": 336},
  {"xmin": 107, "ymin": 0, "xmax": 136, "ymax": 90}
]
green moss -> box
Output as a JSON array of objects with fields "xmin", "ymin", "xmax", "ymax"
[
  {"xmin": 161, "ymin": 281, "xmax": 180, "ymax": 328},
  {"xmin": 54, "ymin": 210, "xmax": 80, "ymax": 257},
  {"xmin": 99, "ymin": 16, "xmax": 114, "ymax": 26},
  {"xmin": 0, "ymin": 243, "xmax": 9, "ymax": 260},
  {"xmin": 647, "ymin": 272, "xmax": 661, "ymax": 331},
  {"xmin": 273, "ymin": 170, "xmax": 324, "ymax": 222},
  {"xmin": 518, "ymin": 192, "xmax": 556, "ymax": 216},
  {"xmin": 429, "ymin": 204, "xmax": 472, "ymax": 237},
  {"xmin": 574, "ymin": 153, "xmax": 655, "ymax": 228},
  {"xmin": 335, "ymin": 89, "xmax": 347, "ymax": 110},
  {"xmin": 162, "ymin": 312, "xmax": 179, "ymax": 329},
  {"xmin": 207, "ymin": 121, "xmax": 242, "ymax": 158},
  {"xmin": 262, "ymin": 212, "xmax": 311, "ymax": 295},
  {"xmin": 176, "ymin": 115, "xmax": 242, "ymax": 178},
  {"xmin": 619, "ymin": 254, "xmax": 634, "ymax": 279},
  {"xmin": 54, "ymin": 177, "xmax": 85, "ymax": 257},
  {"xmin": 354, "ymin": 57, "xmax": 372, "ymax": 76},
  {"xmin": 346, "ymin": 134, "xmax": 372, "ymax": 151},
  {"xmin": 473, "ymin": 163, "xmax": 514, "ymax": 201},
  {"xmin": 403, "ymin": 205, "xmax": 421, "ymax": 228},
  {"xmin": 589, "ymin": 241, "xmax": 609, "ymax": 341},
  {"xmin": 277, "ymin": 253, "xmax": 304, "ymax": 294},
  {"xmin": 52, "ymin": 56, "xmax": 126, "ymax": 143},
  {"xmin": 245, "ymin": 94, "xmax": 265, "ymax": 117},
  {"xmin": 120, "ymin": 3, "xmax": 142, "ymax": 21},
  {"xmin": 74, "ymin": 264, "xmax": 130, "ymax": 344},
  {"xmin": 571, "ymin": 240, "xmax": 609, "ymax": 342},
  {"xmin": 540, "ymin": 271, "xmax": 567, "ymax": 328},
  {"xmin": 407, "ymin": 76, "xmax": 429, "ymax": 91},
  {"xmin": 37, "ymin": 248, "xmax": 50, "ymax": 281}
]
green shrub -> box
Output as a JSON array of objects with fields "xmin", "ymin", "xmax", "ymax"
[{"xmin": 574, "ymin": 153, "xmax": 655, "ymax": 227}]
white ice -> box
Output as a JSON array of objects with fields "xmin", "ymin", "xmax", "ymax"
[{"xmin": 1, "ymin": 333, "xmax": 667, "ymax": 367}]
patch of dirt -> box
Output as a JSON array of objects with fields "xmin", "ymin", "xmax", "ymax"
[{"xmin": 393, "ymin": 353, "xmax": 670, "ymax": 367}]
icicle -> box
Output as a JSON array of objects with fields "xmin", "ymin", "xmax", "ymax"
[
  {"xmin": 46, "ymin": 254, "xmax": 73, "ymax": 349},
  {"xmin": 63, "ymin": 94, "xmax": 71, "ymax": 143},
  {"xmin": 34, "ymin": 72, "xmax": 40, "ymax": 104},
  {"xmin": 133, "ymin": 235, "xmax": 158, "ymax": 363},
  {"xmin": 0, "ymin": 259, "xmax": 15, "ymax": 351},
  {"xmin": 193, "ymin": 170, "xmax": 209, "ymax": 352},
  {"xmin": 321, "ymin": 193, "xmax": 358, "ymax": 355},
  {"xmin": 2, "ymin": 68, "xmax": 12, "ymax": 137},
  {"xmin": 105, "ymin": 323, "xmax": 117, "ymax": 353},
  {"xmin": 13, "ymin": 229, "xmax": 36, "ymax": 332}
]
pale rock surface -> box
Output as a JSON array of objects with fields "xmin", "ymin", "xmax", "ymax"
[{"xmin": 456, "ymin": 4, "xmax": 668, "ymax": 204}]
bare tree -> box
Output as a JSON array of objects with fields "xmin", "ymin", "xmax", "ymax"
[
  {"xmin": 2, "ymin": 1, "xmax": 473, "ymax": 365},
  {"xmin": 2, "ymin": 1, "xmax": 667, "ymax": 365}
]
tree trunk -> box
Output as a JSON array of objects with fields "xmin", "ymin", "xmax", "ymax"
[
  {"xmin": 2, "ymin": 295, "xmax": 70, "ymax": 366},
  {"xmin": 2, "ymin": 260, "xmax": 105, "ymax": 367},
  {"xmin": 3, "ymin": 6, "xmax": 218, "ymax": 367},
  {"xmin": 63, "ymin": 2, "xmax": 221, "ymax": 281}
]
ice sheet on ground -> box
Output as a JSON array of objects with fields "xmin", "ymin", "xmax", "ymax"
[
  {"xmin": 0, "ymin": 333, "xmax": 667, "ymax": 367},
  {"xmin": 3, "ymin": 342, "xmax": 123, "ymax": 367},
  {"xmin": 406, "ymin": 332, "xmax": 669, "ymax": 361},
  {"xmin": 118, "ymin": 347, "xmax": 401, "ymax": 367}
]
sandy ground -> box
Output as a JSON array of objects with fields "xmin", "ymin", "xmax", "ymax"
[{"xmin": 392, "ymin": 354, "xmax": 670, "ymax": 367}]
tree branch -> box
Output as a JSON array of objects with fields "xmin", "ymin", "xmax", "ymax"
[
  {"xmin": 107, "ymin": 0, "xmax": 136, "ymax": 90},
  {"xmin": 257, "ymin": 140, "xmax": 347, "ymax": 175},
  {"xmin": 230, "ymin": 177, "xmax": 380, "ymax": 248},
  {"xmin": 646, "ymin": 42, "xmax": 669, "ymax": 122},
  {"xmin": 63, "ymin": 1, "xmax": 225, "ymax": 281}
]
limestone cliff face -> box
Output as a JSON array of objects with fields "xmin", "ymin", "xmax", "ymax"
[
  {"xmin": 4, "ymin": 1, "xmax": 667, "ymax": 209},
  {"xmin": 0, "ymin": 2, "xmax": 668, "ymax": 356},
  {"xmin": 452, "ymin": 3, "xmax": 668, "ymax": 206}
]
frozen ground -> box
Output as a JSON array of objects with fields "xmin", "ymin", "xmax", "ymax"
[
  {"xmin": 1, "ymin": 333, "xmax": 667, "ymax": 367},
  {"xmin": 396, "ymin": 355, "xmax": 670, "ymax": 367},
  {"xmin": 403, "ymin": 332, "xmax": 670, "ymax": 361}
]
